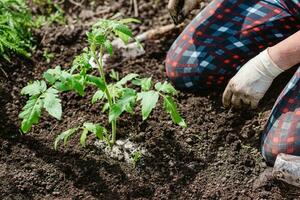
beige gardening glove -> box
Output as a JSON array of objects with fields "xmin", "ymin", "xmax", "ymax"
[
  {"xmin": 222, "ymin": 49, "xmax": 284, "ymax": 109},
  {"xmin": 168, "ymin": 0, "xmax": 201, "ymax": 24}
]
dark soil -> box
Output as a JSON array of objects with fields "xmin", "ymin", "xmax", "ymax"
[{"xmin": 1, "ymin": 0, "xmax": 300, "ymax": 199}]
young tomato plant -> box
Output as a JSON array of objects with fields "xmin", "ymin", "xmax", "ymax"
[{"xmin": 19, "ymin": 18, "xmax": 186, "ymax": 148}]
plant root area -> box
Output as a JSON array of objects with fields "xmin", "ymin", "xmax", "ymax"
[{"xmin": 1, "ymin": 1, "xmax": 300, "ymax": 199}]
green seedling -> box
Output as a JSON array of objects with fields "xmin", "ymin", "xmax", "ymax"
[
  {"xmin": 43, "ymin": 48, "xmax": 54, "ymax": 63},
  {"xmin": 19, "ymin": 18, "xmax": 186, "ymax": 149},
  {"xmin": 131, "ymin": 150, "xmax": 142, "ymax": 167},
  {"xmin": 0, "ymin": 0, "xmax": 34, "ymax": 61}
]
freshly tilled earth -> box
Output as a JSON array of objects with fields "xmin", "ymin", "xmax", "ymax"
[{"xmin": 1, "ymin": 0, "xmax": 300, "ymax": 199}]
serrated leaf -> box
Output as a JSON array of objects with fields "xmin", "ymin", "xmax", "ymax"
[
  {"xmin": 71, "ymin": 51, "xmax": 91, "ymax": 73},
  {"xmin": 155, "ymin": 82, "xmax": 177, "ymax": 95},
  {"xmin": 95, "ymin": 128, "xmax": 104, "ymax": 140},
  {"xmin": 87, "ymin": 31, "xmax": 106, "ymax": 46},
  {"xmin": 109, "ymin": 69, "xmax": 119, "ymax": 81},
  {"xmin": 95, "ymin": 34, "xmax": 106, "ymax": 45},
  {"xmin": 132, "ymin": 77, "xmax": 152, "ymax": 91},
  {"xmin": 54, "ymin": 128, "xmax": 79, "ymax": 150},
  {"xmin": 92, "ymin": 90, "xmax": 104, "ymax": 104},
  {"xmin": 102, "ymin": 102, "xmax": 109, "ymax": 113},
  {"xmin": 114, "ymin": 29, "xmax": 131, "ymax": 44},
  {"xmin": 116, "ymin": 73, "xmax": 139, "ymax": 86},
  {"xmin": 43, "ymin": 66, "xmax": 62, "ymax": 84},
  {"xmin": 109, "ymin": 89, "xmax": 136, "ymax": 122},
  {"xmin": 54, "ymin": 81, "xmax": 71, "ymax": 91},
  {"xmin": 104, "ymin": 39, "xmax": 113, "ymax": 56},
  {"xmin": 43, "ymin": 88, "xmax": 62, "ymax": 120},
  {"xmin": 92, "ymin": 19, "xmax": 109, "ymax": 29},
  {"xmin": 54, "ymin": 72, "xmax": 85, "ymax": 95},
  {"xmin": 163, "ymin": 95, "xmax": 186, "ymax": 127},
  {"xmin": 107, "ymin": 84, "xmax": 119, "ymax": 100},
  {"xmin": 137, "ymin": 91, "xmax": 159, "ymax": 120},
  {"xmin": 19, "ymin": 96, "xmax": 43, "ymax": 133},
  {"xmin": 21, "ymin": 80, "xmax": 47, "ymax": 96},
  {"xmin": 83, "ymin": 122, "xmax": 105, "ymax": 140},
  {"xmin": 43, "ymin": 72, "xmax": 56, "ymax": 84},
  {"xmin": 86, "ymin": 75, "xmax": 106, "ymax": 91},
  {"xmin": 60, "ymin": 70, "xmax": 73, "ymax": 80},
  {"xmin": 119, "ymin": 18, "xmax": 141, "ymax": 24},
  {"xmin": 71, "ymin": 77, "xmax": 85, "ymax": 96},
  {"xmin": 80, "ymin": 128, "xmax": 89, "ymax": 147},
  {"xmin": 115, "ymin": 24, "xmax": 132, "ymax": 38},
  {"xmin": 109, "ymin": 104, "xmax": 122, "ymax": 122}
]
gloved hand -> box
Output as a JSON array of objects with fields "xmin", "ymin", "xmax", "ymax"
[
  {"xmin": 222, "ymin": 48, "xmax": 284, "ymax": 109},
  {"xmin": 168, "ymin": 0, "xmax": 200, "ymax": 24}
]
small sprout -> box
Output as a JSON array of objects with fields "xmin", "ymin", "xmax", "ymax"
[
  {"xmin": 43, "ymin": 48, "xmax": 54, "ymax": 63},
  {"xmin": 110, "ymin": 69, "xmax": 119, "ymax": 81},
  {"xmin": 131, "ymin": 150, "xmax": 142, "ymax": 167}
]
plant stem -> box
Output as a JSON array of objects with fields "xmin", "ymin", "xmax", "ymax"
[{"xmin": 92, "ymin": 47, "xmax": 117, "ymax": 145}]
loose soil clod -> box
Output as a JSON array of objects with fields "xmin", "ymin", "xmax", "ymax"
[{"xmin": 95, "ymin": 139, "xmax": 148, "ymax": 164}]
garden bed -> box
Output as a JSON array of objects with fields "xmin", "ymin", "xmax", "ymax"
[{"xmin": 1, "ymin": 0, "xmax": 300, "ymax": 199}]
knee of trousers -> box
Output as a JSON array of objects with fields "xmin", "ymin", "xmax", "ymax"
[
  {"xmin": 261, "ymin": 135, "xmax": 281, "ymax": 166},
  {"xmin": 261, "ymin": 122, "xmax": 300, "ymax": 166}
]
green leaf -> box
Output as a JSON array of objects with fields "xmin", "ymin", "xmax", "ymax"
[
  {"xmin": 54, "ymin": 128, "xmax": 79, "ymax": 150},
  {"xmin": 71, "ymin": 51, "xmax": 91, "ymax": 73},
  {"xmin": 137, "ymin": 91, "xmax": 159, "ymax": 120},
  {"xmin": 54, "ymin": 81, "xmax": 71, "ymax": 92},
  {"xmin": 109, "ymin": 105, "xmax": 122, "ymax": 122},
  {"xmin": 113, "ymin": 24, "xmax": 133, "ymax": 44},
  {"xmin": 104, "ymin": 39, "xmax": 113, "ymax": 56},
  {"xmin": 59, "ymin": 70, "xmax": 73, "ymax": 81},
  {"xmin": 95, "ymin": 34, "xmax": 107, "ymax": 45},
  {"xmin": 19, "ymin": 96, "xmax": 43, "ymax": 133},
  {"xmin": 155, "ymin": 82, "xmax": 177, "ymax": 95},
  {"xmin": 86, "ymin": 75, "xmax": 106, "ymax": 91},
  {"xmin": 80, "ymin": 128, "xmax": 89, "ymax": 147},
  {"xmin": 87, "ymin": 31, "xmax": 106, "ymax": 46},
  {"xmin": 163, "ymin": 95, "xmax": 186, "ymax": 127},
  {"xmin": 116, "ymin": 73, "xmax": 139, "ymax": 86},
  {"xmin": 102, "ymin": 102, "xmax": 109, "ymax": 113},
  {"xmin": 53, "ymin": 72, "xmax": 85, "ymax": 95},
  {"xmin": 43, "ymin": 66, "xmax": 62, "ymax": 84},
  {"xmin": 43, "ymin": 88, "xmax": 62, "ymax": 120},
  {"xmin": 110, "ymin": 69, "xmax": 119, "ymax": 81},
  {"xmin": 95, "ymin": 128, "xmax": 104, "ymax": 140},
  {"xmin": 119, "ymin": 18, "xmax": 141, "ymax": 24},
  {"xmin": 115, "ymin": 24, "xmax": 132, "ymax": 38},
  {"xmin": 83, "ymin": 122, "xmax": 106, "ymax": 140},
  {"xmin": 109, "ymin": 89, "xmax": 136, "ymax": 122},
  {"xmin": 107, "ymin": 84, "xmax": 119, "ymax": 100},
  {"xmin": 71, "ymin": 77, "xmax": 85, "ymax": 96},
  {"xmin": 92, "ymin": 90, "xmax": 104, "ymax": 104},
  {"xmin": 21, "ymin": 80, "xmax": 47, "ymax": 96},
  {"xmin": 132, "ymin": 77, "xmax": 152, "ymax": 91}
]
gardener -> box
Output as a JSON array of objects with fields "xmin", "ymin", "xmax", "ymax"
[{"xmin": 166, "ymin": 0, "xmax": 300, "ymax": 165}]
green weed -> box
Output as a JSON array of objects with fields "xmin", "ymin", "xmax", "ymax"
[{"xmin": 0, "ymin": 0, "xmax": 33, "ymax": 60}]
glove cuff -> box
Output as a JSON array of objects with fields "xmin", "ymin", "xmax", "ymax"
[{"xmin": 256, "ymin": 48, "xmax": 284, "ymax": 79}]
